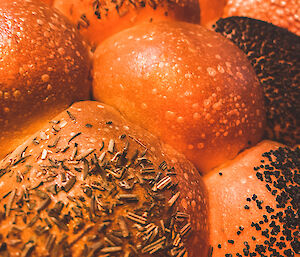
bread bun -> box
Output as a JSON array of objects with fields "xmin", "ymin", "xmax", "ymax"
[
  {"xmin": 0, "ymin": 101, "xmax": 209, "ymax": 257},
  {"xmin": 213, "ymin": 17, "xmax": 300, "ymax": 145},
  {"xmin": 0, "ymin": 0, "xmax": 92, "ymax": 159},
  {"xmin": 198, "ymin": 0, "xmax": 226, "ymax": 27},
  {"xmin": 40, "ymin": 0, "xmax": 53, "ymax": 6},
  {"xmin": 223, "ymin": 0, "xmax": 300, "ymax": 36},
  {"xmin": 93, "ymin": 21, "xmax": 266, "ymax": 174},
  {"xmin": 204, "ymin": 140, "xmax": 299, "ymax": 256},
  {"xmin": 53, "ymin": 0, "xmax": 200, "ymax": 46}
]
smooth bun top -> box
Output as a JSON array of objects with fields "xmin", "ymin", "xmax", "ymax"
[
  {"xmin": 53, "ymin": 0, "xmax": 200, "ymax": 46},
  {"xmin": 204, "ymin": 140, "xmax": 299, "ymax": 256},
  {"xmin": 0, "ymin": 0, "xmax": 92, "ymax": 159},
  {"xmin": 93, "ymin": 21, "xmax": 266, "ymax": 174},
  {"xmin": 214, "ymin": 17, "xmax": 300, "ymax": 146},
  {"xmin": 223, "ymin": 0, "xmax": 300, "ymax": 36},
  {"xmin": 0, "ymin": 101, "xmax": 209, "ymax": 257}
]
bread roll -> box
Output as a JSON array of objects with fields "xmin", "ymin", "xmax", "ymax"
[
  {"xmin": 53, "ymin": 0, "xmax": 200, "ymax": 46},
  {"xmin": 0, "ymin": 101, "xmax": 209, "ymax": 257},
  {"xmin": 0, "ymin": 0, "xmax": 92, "ymax": 159},
  {"xmin": 40, "ymin": 0, "xmax": 54, "ymax": 6},
  {"xmin": 223, "ymin": 0, "xmax": 300, "ymax": 36},
  {"xmin": 198, "ymin": 0, "xmax": 226, "ymax": 27},
  {"xmin": 93, "ymin": 21, "xmax": 266, "ymax": 174},
  {"xmin": 213, "ymin": 17, "xmax": 300, "ymax": 145},
  {"xmin": 204, "ymin": 140, "xmax": 299, "ymax": 256}
]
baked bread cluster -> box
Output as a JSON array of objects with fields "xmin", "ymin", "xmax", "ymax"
[{"xmin": 0, "ymin": 0, "xmax": 299, "ymax": 256}]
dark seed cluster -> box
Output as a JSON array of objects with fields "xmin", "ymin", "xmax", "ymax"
[
  {"xmin": 0, "ymin": 110, "xmax": 193, "ymax": 257},
  {"xmin": 219, "ymin": 146, "xmax": 300, "ymax": 256},
  {"xmin": 213, "ymin": 16, "xmax": 300, "ymax": 145}
]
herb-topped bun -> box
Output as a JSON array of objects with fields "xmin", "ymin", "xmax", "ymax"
[
  {"xmin": 213, "ymin": 17, "xmax": 300, "ymax": 145},
  {"xmin": 204, "ymin": 140, "xmax": 299, "ymax": 256},
  {"xmin": 223, "ymin": 0, "xmax": 300, "ymax": 36},
  {"xmin": 0, "ymin": 0, "xmax": 92, "ymax": 159},
  {"xmin": 92, "ymin": 21, "xmax": 266, "ymax": 174},
  {"xmin": 0, "ymin": 101, "xmax": 209, "ymax": 257},
  {"xmin": 53, "ymin": 0, "xmax": 200, "ymax": 46}
]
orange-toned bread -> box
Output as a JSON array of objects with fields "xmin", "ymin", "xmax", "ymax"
[
  {"xmin": 40, "ymin": 0, "xmax": 54, "ymax": 6},
  {"xmin": 53, "ymin": 0, "xmax": 200, "ymax": 46},
  {"xmin": 204, "ymin": 140, "xmax": 299, "ymax": 256},
  {"xmin": 0, "ymin": 101, "xmax": 209, "ymax": 257},
  {"xmin": 223, "ymin": 0, "xmax": 300, "ymax": 36},
  {"xmin": 213, "ymin": 17, "xmax": 300, "ymax": 145},
  {"xmin": 92, "ymin": 21, "xmax": 266, "ymax": 174},
  {"xmin": 198, "ymin": 0, "xmax": 226, "ymax": 27},
  {"xmin": 0, "ymin": 0, "xmax": 92, "ymax": 159}
]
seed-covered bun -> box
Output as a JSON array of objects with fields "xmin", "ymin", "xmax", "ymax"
[
  {"xmin": 223, "ymin": 0, "xmax": 300, "ymax": 36},
  {"xmin": 204, "ymin": 140, "xmax": 299, "ymax": 256},
  {"xmin": 93, "ymin": 21, "xmax": 266, "ymax": 174},
  {"xmin": 0, "ymin": 101, "xmax": 209, "ymax": 257},
  {"xmin": 214, "ymin": 17, "xmax": 300, "ymax": 145},
  {"xmin": 0, "ymin": 0, "xmax": 92, "ymax": 159},
  {"xmin": 53, "ymin": 0, "xmax": 200, "ymax": 46}
]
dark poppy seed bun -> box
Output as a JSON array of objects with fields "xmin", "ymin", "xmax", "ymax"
[
  {"xmin": 213, "ymin": 16, "xmax": 300, "ymax": 146},
  {"xmin": 93, "ymin": 21, "xmax": 266, "ymax": 174},
  {"xmin": 0, "ymin": 101, "xmax": 209, "ymax": 257},
  {"xmin": 204, "ymin": 140, "xmax": 300, "ymax": 256},
  {"xmin": 0, "ymin": 0, "xmax": 92, "ymax": 159},
  {"xmin": 53, "ymin": 0, "xmax": 200, "ymax": 46}
]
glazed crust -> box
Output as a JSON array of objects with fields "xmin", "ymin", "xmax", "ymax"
[
  {"xmin": 0, "ymin": 101, "xmax": 209, "ymax": 257},
  {"xmin": 93, "ymin": 21, "xmax": 266, "ymax": 174},
  {"xmin": 0, "ymin": 0, "xmax": 92, "ymax": 159}
]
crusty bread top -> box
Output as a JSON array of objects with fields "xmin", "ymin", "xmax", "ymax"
[
  {"xmin": 93, "ymin": 21, "xmax": 266, "ymax": 174},
  {"xmin": 53, "ymin": 0, "xmax": 200, "ymax": 46},
  {"xmin": 0, "ymin": 0, "xmax": 92, "ymax": 159},
  {"xmin": 204, "ymin": 140, "xmax": 299, "ymax": 256},
  {"xmin": 0, "ymin": 101, "xmax": 209, "ymax": 257}
]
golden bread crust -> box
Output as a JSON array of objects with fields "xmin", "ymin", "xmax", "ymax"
[{"xmin": 0, "ymin": 101, "xmax": 209, "ymax": 257}]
